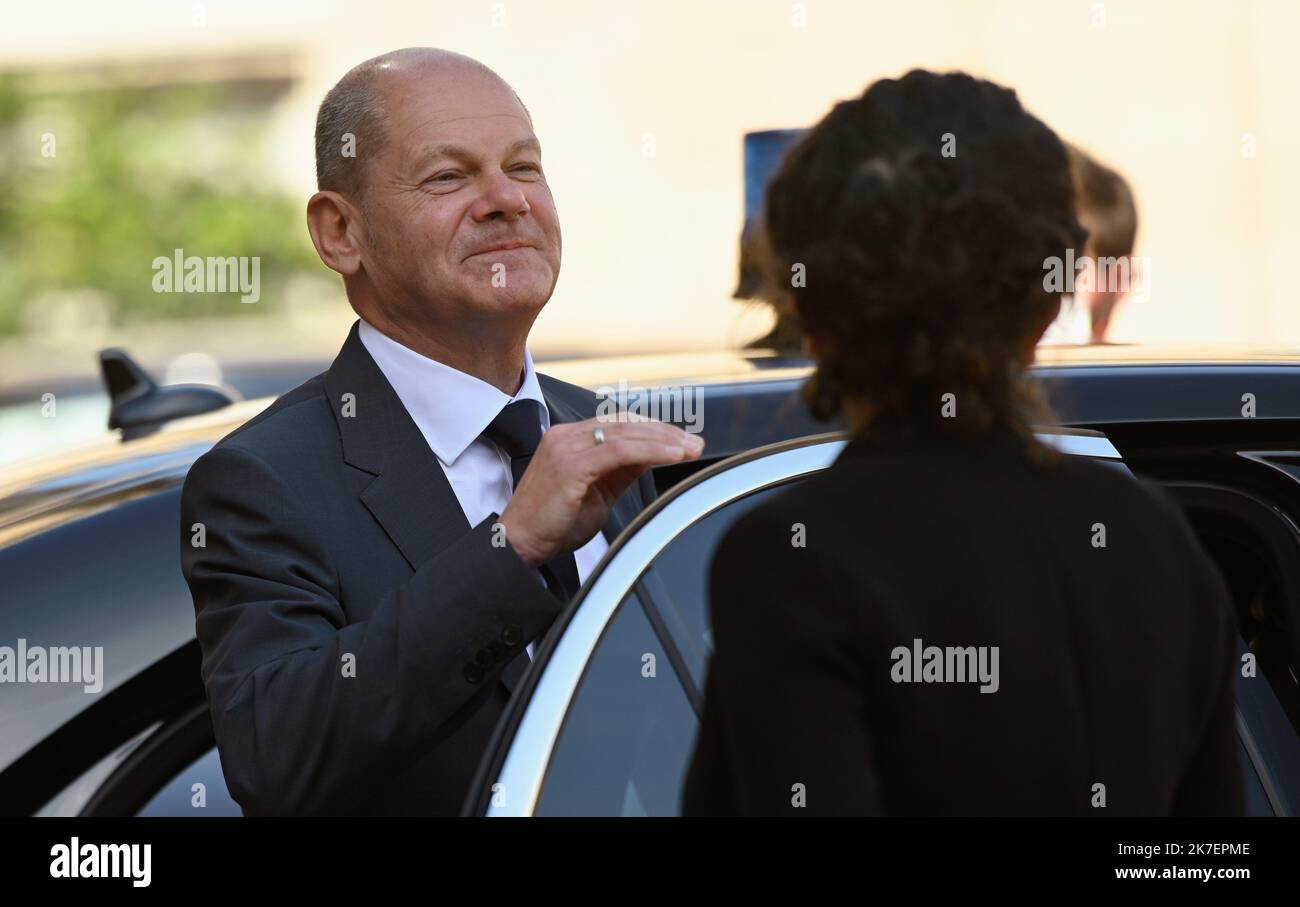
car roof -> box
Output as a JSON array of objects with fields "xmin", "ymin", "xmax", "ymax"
[
  {"xmin": 5, "ymin": 344, "xmax": 1300, "ymax": 545},
  {"xmin": 0, "ymin": 348, "xmax": 801, "ymax": 531},
  {"xmin": 1034, "ymin": 343, "xmax": 1300, "ymax": 365}
]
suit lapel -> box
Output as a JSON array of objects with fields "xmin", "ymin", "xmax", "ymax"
[
  {"xmin": 326, "ymin": 321, "xmax": 469, "ymax": 573},
  {"xmin": 327, "ymin": 322, "xmax": 644, "ymax": 568}
]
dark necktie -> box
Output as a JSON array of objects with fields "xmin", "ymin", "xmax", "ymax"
[{"xmin": 481, "ymin": 399, "xmax": 582, "ymax": 602}]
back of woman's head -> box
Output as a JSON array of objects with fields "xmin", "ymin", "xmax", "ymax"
[{"xmin": 761, "ymin": 70, "xmax": 1086, "ymax": 452}]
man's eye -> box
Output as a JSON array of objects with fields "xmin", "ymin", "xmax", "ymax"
[
  {"xmin": 430, "ymin": 172, "xmax": 462, "ymax": 182},
  {"xmin": 512, "ymin": 164, "xmax": 540, "ymax": 175}
]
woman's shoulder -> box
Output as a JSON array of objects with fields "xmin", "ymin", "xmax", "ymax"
[
  {"xmin": 737, "ymin": 432, "xmax": 1200, "ymax": 554},
  {"xmin": 709, "ymin": 472, "xmax": 870, "ymax": 591}
]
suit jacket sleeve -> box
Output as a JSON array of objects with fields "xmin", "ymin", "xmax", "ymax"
[
  {"xmin": 180, "ymin": 443, "xmax": 565, "ymax": 815},
  {"xmin": 684, "ymin": 508, "xmax": 883, "ymax": 815}
]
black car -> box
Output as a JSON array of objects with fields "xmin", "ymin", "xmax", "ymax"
[{"xmin": 2, "ymin": 344, "xmax": 1299, "ymax": 816}]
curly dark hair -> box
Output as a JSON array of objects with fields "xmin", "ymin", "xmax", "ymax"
[{"xmin": 760, "ymin": 70, "xmax": 1087, "ymax": 456}]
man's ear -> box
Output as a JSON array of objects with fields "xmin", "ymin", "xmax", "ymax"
[{"xmin": 306, "ymin": 190, "xmax": 365, "ymax": 277}]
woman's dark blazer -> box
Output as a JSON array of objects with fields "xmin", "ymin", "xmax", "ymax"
[{"xmin": 681, "ymin": 428, "xmax": 1244, "ymax": 816}]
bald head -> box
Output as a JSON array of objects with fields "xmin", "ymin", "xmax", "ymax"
[{"xmin": 314, "ymin": 48, "xmax": 529, "ymax": 203}]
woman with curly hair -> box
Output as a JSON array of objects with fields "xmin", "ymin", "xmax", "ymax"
[{"xmin": 682, "ymin": 71, "xmax": 1242, "ymax": 816}]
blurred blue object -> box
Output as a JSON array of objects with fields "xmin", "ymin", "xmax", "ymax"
[
  {"xmin": 742, "ymin": 129, "xmax": 807, "ymax": 231},
  {"xmin": 736, "ymin": 128, "xmax": 806, "ymax": 298}
]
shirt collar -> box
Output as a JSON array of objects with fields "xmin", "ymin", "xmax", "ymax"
[{"xmin": 357, "ymin": 317, "xmax": 549, "ymax": 467}]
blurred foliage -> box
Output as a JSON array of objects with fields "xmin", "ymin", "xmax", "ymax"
[{"xmin": 0, "ymin": 71, "xmax": 319, "ymax": 337}]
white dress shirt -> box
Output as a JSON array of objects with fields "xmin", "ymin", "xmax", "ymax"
[{"xmin": 358, "ymin": 318, "xmax": 609, "ymax": 660}]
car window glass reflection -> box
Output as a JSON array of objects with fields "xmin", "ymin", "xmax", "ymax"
[
  {"xmin": 536, "ymin": 593, "xmax": 696, "ymax": 816},
  {"xmin": 638, "ymin": 484, "xmax": 791, "ymax": 689},
  {"xmin": 136, "ymin": 747, "xmax": 242, "ymax": 816}
]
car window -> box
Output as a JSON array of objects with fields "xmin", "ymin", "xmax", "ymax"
[
  {"xmin": 481, "ymin": 441, "xmax": 847, "ymax": 816},
  {"xmin": 637, "ymin": 483, "xmax": 791, "ymax": 689},
  {"xmin": 531, "ymin": 482, "xmax": 802, "ymax": 816},
  {"xmin": 136, "ymin": 747, "xmax": 242, "ymax": 816},
  {"xmin": 534, "ymin": 592, "xmax": 696, "ymax": 816}
]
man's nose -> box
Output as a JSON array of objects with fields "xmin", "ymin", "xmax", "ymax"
[{"xmin": 471, "ymin": 169, "xmax": 531, "ymax": 222}]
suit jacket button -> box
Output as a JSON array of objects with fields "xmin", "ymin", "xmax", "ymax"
[
  {"xmin": 502, "ymin": 624, "xmax": 522, "ymax": 646},
  {"xmin": 464, "ymin": 663, "xmax": 484, "ymax": 684}
]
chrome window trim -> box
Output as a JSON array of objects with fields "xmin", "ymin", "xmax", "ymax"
[
  {"xmin": 1238, "ymin": 450, "xmax": 1300, "ymax": 486},
  {"xmin": 34, "ymin": 722, "xmax": 161, "ymax": 817},
  {"xmin": 1042, "ymin": 432, "xmax": 1122, "ymax": 459},
  {"xmin": 485, "ymin": 430, "xmax": 1122, "ymax": 816}
]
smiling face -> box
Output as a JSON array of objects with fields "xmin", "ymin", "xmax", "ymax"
[{"xmin": 354, "ymin": 61, "xmax": 562, "ymax": 336}]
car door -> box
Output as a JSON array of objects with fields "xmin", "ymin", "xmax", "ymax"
[{"xmin": 466, "ymin": 427, "xmax": 1281, "ymax": 817}]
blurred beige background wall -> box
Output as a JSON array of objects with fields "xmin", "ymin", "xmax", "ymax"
[{"xmin": 3, "ymin": 0, "xmax": 1298, "ymax": 355}]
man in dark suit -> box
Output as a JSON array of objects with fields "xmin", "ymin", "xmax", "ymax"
[{"xmin": 180, "ymin": 48, "xmax": 703, "ymax": 816}]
